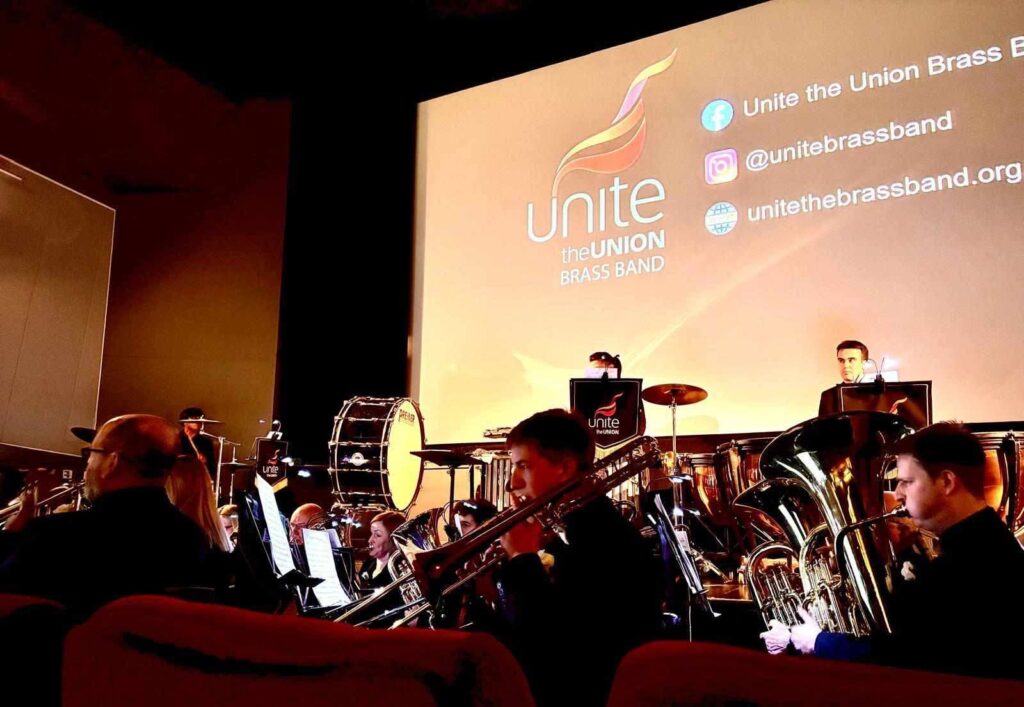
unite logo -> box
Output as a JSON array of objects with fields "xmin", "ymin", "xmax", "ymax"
[
  {"xmin": 527, "ymin": 49, "xmax": 677, "ymax": 243},
  {"xmin": 594, "ymin": 392, "xmax": 624, "ymax": 418},
  {"xmin": 589, "ymin": 392, "xmax": 623, "ymax": 433}
]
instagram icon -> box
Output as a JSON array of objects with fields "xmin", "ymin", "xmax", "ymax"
[{"xmin": 705, "ymin": 148, "xmax": 738, "ymax": 185}]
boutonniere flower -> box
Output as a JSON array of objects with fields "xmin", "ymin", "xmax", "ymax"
[{"xmin": 900, "ymin": 560, "xmax": 917, "ymax": 581}]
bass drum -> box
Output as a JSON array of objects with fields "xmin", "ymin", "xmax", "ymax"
[{"xmin": 329, "ymin": 397, "xmax": 425, "ymax": 511}]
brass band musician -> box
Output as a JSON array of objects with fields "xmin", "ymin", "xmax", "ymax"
[
  {"xmin": 494, "ymin": 409, "xmax": 661, "ymax": 706},
  {"xmin": 452, "ymin": 498, "xmax": 497, "ymax": 537},
  {"xmin": 358, "ymin": 510, "xmax": 406, "ymax": 590},
  {"xmin": 761, "ymin": 422, "xmax": 1024, "ymax": 680}
]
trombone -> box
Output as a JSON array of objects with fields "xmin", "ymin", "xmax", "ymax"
[{"xmin": 335, "ymin": 435, "xmax": 661, "ymax": 629}]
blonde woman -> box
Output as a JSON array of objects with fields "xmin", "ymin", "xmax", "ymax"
[{"xmin": 166, "ymin": 456, "xmax": 232, "ymax": 553}]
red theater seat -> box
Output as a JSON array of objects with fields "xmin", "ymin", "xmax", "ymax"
[
  {"xmin": 607, "ymin": 640, "xmax": 1024, "ymax": 707},
  {"xmin": 0, "ymin": 594, "xmax": 70, "ymax": 707},
  {"xmin": 64, "ymin": 595, "xmax": 534, "ymax": 707}
]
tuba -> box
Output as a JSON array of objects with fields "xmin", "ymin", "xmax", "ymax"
[{"xmin": 736, "ymin": 412, "xmax": 913, "ymax": 636}]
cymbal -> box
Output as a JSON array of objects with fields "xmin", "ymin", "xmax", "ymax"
[
  {"xmin": 641, "ymin": 383, "xmax": 708, "ymax": 406},
  {"xmin": 178, "ymin": 417, "xmax": 223, "ymax": 424},
  {"xmin": 410, "ymin": 449, "xmax": 479, "ymax": 468},
  {"xmin": 220, "ymin": 460, "xmax": 253, "ymax": 469}
]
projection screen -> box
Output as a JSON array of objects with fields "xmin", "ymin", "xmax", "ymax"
[{"xmin": 413, "ymin": 0, "xmax": 1024, "ymax": 443}]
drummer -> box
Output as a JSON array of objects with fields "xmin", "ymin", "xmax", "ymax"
[{"xmin": 179, "ymin": 406, "xmax": 217, "ymax": 478}]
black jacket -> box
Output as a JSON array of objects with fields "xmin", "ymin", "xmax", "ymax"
[
  {"xmin": 815, "ymin": 507, "xmax": 1024, "ymax": 680},
  {"xmin": 0, "ymin": 486, "xmax": 208, "ymax": 618},
  {"xmin": 494, "ymin": 496, "xmax": 662, "ymax": 706}
]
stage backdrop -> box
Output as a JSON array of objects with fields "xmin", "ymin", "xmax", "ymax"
[{"xmin": 413, "ymin": 0, "xmax": 1024, "ymax": 443}]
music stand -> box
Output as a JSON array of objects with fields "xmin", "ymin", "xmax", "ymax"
[
  {"xmin": 411, "ymin": 449, "xmax": 480, "ymax": 521},
  {"xmin": 569, "ymin": 377, "xmax": 643, "ymax": 449},
  {"xmin": 819, "ymin": 380, "xmax": 932, "ymax": 429}
]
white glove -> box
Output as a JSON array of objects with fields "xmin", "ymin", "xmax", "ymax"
[
  {"xmin": 759, "ymin": 619, "xmax": 791, "ymax": 655},
  {"xmin": 790, "ymin": 607, "xmax": 822, "ymax": 655}
]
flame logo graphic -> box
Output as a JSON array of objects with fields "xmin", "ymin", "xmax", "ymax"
[
  {"xmin": 888, "ymin": 397, "xmax": 909, "ymax": 415},
  {"xmin": 551, "ymin": 49, "xmax": 677, "ymax": 196},
  {"xmin": 594, "ymin": 392, "xmax": 624, "ymax": 417}
]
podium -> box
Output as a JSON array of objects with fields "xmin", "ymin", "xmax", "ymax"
[{"xmin": 818, "ymin": 380, "xmax": 932, "ymax": 429}]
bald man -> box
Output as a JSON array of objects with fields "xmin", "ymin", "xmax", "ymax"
[
  {"xmin": 289, "ymin": 503, "xmax": 325, "ymax": 546},
  {"xmin": 0, "ymin": 414, "xmax": 207, "ymax": 616}
]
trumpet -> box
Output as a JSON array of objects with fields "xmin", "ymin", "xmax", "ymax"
[
  {"xmin": 336, "ymin": 435, "xmax": 661, "ymax": 629},
  {"xmin": 0, "ymin": 481, "xmax": 86, "ymax": 529}
]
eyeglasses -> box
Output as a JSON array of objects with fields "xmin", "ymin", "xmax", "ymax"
[{"xmin": 81, "ymin": 446, "xmax": 112, "ymax": 462}]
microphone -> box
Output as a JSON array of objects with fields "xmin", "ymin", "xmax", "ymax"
[{"xmin": 868, "ymin": 358, "xmax": 886, "ymax": 393}]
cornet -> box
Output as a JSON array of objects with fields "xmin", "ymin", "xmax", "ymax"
[{"xmin": 0, "ymin": 481, "xmax": 86, "ymax": 530}]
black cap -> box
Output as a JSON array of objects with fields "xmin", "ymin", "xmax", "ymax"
[
  {"xmin": 179, "ymin": 406, "xmax": 205, "ymax": 421},
  {"xmin": 70, "ymin": 426, "xmax": 96, "ymax": 443}
]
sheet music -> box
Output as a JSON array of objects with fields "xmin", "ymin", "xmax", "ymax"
[
  {"xmin": 303, "ymin": 528, "xmax": 351, "ymax": 608},
  {"xmin": 255, "ymin": 474, "xmax": 295, "ymax": 575},
  {"xmin": 326, "ymin": 528, "xmax": 341, "ymax": 550}
]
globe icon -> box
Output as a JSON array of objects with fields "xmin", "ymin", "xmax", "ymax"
[{"xmin": 705, "ymin": 201, "xmax": 738, "ymax": 236}]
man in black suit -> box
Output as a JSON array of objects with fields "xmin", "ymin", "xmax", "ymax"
[
  {"xmin": 495, "ymin": 409, "xmax": 661, "ymax": 706},
  {"xmin": 762, "ymin": 422, "xmax": 1024, "ymax": 680},
  {"xmin": 0, "ymin": 414, "xmax": 207, "ymax": 617}
]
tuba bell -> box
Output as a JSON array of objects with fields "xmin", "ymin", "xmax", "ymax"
[{"xmin": 737, "ymin": 411, "xmax": 913, "ymax": 636}]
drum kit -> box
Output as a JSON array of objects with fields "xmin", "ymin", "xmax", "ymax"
[
  {"xmin": 178, "ymin": 414, "xmax": 245, "ymax": 504},
  {"xmin": 640, "ymin": 382, "xmax": 708, "ymax": 520}
]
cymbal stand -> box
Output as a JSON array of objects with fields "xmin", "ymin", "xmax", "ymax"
[
  {"xmin": 665, "ymin": 396, "xmax": 726, "ymax": 581},
  {"xmin": 201, "ymin": 428, "xmax": 240, "ymax": 504},
  {"xmin": 667, "ymin": 394, "xmax": 688, "ymax": 530}
]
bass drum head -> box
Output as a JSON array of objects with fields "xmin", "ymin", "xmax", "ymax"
[{"xmin": 386, "ymin": 399, "xmax": 424, "ymax": 511}]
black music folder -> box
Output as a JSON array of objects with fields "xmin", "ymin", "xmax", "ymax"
[{"xmin": 818, "ymin": 380, "xmax": 932, "ymax": 429}]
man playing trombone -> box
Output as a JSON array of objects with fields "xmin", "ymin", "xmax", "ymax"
[{"xmin": 494, "ymin": 409, "xmax": 661, "ymax": 706}]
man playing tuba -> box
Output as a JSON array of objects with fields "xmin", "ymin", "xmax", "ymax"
[{"xmin": 761, "ymin": 421, "xmax": 1024, "ymax": 680}]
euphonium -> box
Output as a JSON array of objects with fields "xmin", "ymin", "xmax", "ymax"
[
  {"xmin": 332, "ymin": 508, "xmax": 443, "ymax": 626},
  {"xmin": 736, "ymin": 412, "xmax": 913, "ymax": 636},
  {"xmin": 388, "ymin": 508, "xmax": 444, "ymax": 608}
]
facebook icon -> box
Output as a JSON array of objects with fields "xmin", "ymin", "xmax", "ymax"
[{"xmin": 701, "ymin": 99, "xmax": 734, "ymax": 132}]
